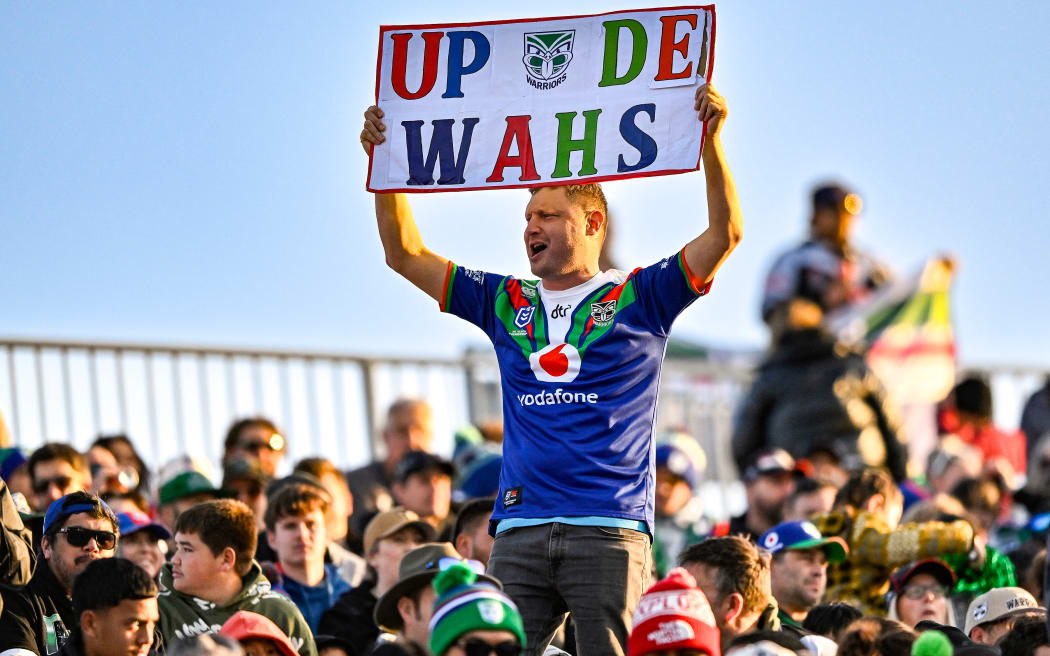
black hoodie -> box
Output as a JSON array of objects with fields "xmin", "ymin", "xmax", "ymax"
[{"xmin": 0, "ymin": 555, "xmax": 75, "ymax": 655}]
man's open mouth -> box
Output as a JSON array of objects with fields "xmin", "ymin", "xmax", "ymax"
[{"xmin": 530, "ymin": 243, "xmax": 547, "ymax": 256}]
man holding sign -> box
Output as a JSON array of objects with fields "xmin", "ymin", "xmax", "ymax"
[{"xmin": 360, "ymin": 11, "xmax": 739, "ymax": 653}]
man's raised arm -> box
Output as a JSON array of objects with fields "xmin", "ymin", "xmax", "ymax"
[
  {"xmin": 682, "ymin": 84, "xmax": 743, "ymax": 286},
  {"xmin": 362, "ymin": 105, "xmax": 449, "ymax": 303}
]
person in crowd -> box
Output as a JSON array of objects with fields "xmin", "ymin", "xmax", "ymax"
[
  {"xmin": 951, "ymin": 477, "xmax": 1005, "ymax": 540},
  {"xmin": 451, "ymin": 427, "xmax": 502, "ymax": 501},
  {"xmin": 835, "ymin": 617, "xmax": 915, "ymax": 656},
  {"xmin": 627, "ymin": 567, "xmax": 719, "ymax": 656},
  {"xmin": 885, "ymin": 559, "xmax": 957, "ymax": 628},
  {"xmin": 223, "ymin": 458, "xmax": 272, "ymax": 534},
  {"xmin": 1021, "ymin": 377, "xmax": 1050, "ymax": 459},
  {"xmin": 264, "ymin": 483, "xmax": 350, "ymax": 634},
  {"xmin": 427, "ymin": 561, "xmax": 524, "ymax": 656},
  {"xmin": 943, "ymin": 377, "xmax": 1027, "ymax": 485},
  {"xmin": 0, "ymin": 473, "xmax": 34, "ymax": 588},
  {"xmin": 452, "ymin": 498, "xmax": 494, "ymax": 567},
  {"xmin": 155, "ymin": 499, "xmax": 316, "ymax": 655},
  {"xmin": 372, "ymin": 544, "xmax": 499, "ymax": 655},
  {"xmin": 964, "ymin": 587, "xmax": 1043, "ymax": 645},
  {"xmin": 318, "ymin": 508, "xmax": 434, "ymax": 655},
  {"xmin": 760, "ymin": 182, "xmax": 890, "ymax": 334},
  {"xmin": 782, "ymin": 478, "xmax": 837, "ymax": 523},
  {"xmin": 156, "ymin": 469, "xmax": 223, "ymax": 537},
  {"xmin": 679, "ymin": 536, "xmax": 782, "ymax": 650},
  {"xmin": 293, "ymin": 458, "xmax": 366, "ymax": 587},
  {"xmin": 903, "ymin": 498, "xmax": 1016, "ymax": 600},
  {"xmin": 1, "ymin": 447, "xmax": 34, "ymax": 502},
  {"xmin": 759, "ymin": 520, "xmax": 848, "ymax": 629},
  {"xmin": 731, "ymin": 290, "xmax": 908, "ymax": 483},
  {"xmin": 0, "ymin": 492, "xmax": 118, "ymax": 653},
  {"xmin": 165, "ymin": 633, "xmax": 244, "ymax": 656},
  {"xmin": 348, "ymin": 399, "xmax": 434, "ymax": 532},
  {"xmin": 313, "ymin": 635, "xmax": 354, "ymax": 656},
  {"xmin": 90, "ymin": 434, "xmax": 151, "ymax": 497},
  {"xmin": 995, "ymin": 613, "xmax": 1050, "ymax": 655},
  {"xmin": 925, "ymin": 444, "xmax": 981, "ymax": 497},
  {"xmin": 812, "ymin": 467, "xmax": 978, "ymax": 613},
  {"xmin": 117, "ymin": 509, "xmax": 171, "ymax": 580},
  {"xmin": 390, "ymin": 451, "xmax": 454, "ymax": 531},
  {"xmin": 27, "ymin": 443, "xmax": 92, "ymax": 513},
  {"xmin": 219, "ymin": 610, "xmax": 299, "ymax": 656},
  {"xmin": 801, "ymin": 602, "xmax": 862, "ymax": 643},
  {"xmin": 652, "ymin": 435, "xmax": 709, "ymax": 577},
  {"xmin": 61, "ymin": 557, "xmax": 159, "ymax": 656},
  {"xmin": 223, "ymin": 417, "xmax": 286, "ymax": 479},
  {"xmin": 712, "ymin": 448, "xmax": 797, "ymax": 542},
  {"xmin": 362, "ymin": 79, "xmax": 741, "ymax": 656}
]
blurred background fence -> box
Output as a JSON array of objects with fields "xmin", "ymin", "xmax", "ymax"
[{"xmin": 1, "ymin": 337, "xmax": 1044, "ymax": 514}]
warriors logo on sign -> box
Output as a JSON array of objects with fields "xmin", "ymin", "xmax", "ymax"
[
  {"xmin": 590, "ymin": 300, "xmax": 617, "ymax": 326},
  {"xmin": 523, "ymin": 30, "xmax": 574, "ymax": 90}
]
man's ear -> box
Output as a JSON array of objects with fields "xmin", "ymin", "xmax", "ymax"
[
  {"xmin": 454, "ymin": 532, "xmax": 472, "ymax": 559},
  {"xmin": 41, "ymin": 534, "xmax": 53, "ymax": 561},
  {"xmin": 585, "ymin": 210, "xmax": 605, "ymax": 236},
  {"xmin": 81, "ymin": 609, "xmax": 100, "ymax": 639},
  {"xmin": 969, "ymin": 626, "xmax": 984, "ymax": 643},
  {"xmin": 266, "ymin": 529, "xmax": 278, "ymax": 551},
  {"xmin": 221, "ymin": 546, "xmax": 237, "ymax": 573},
  {"xmin": 392, "ymin": 482, "xmax": 405, "ymax": 504},
  {"xmin": 723, "ymin": 592, "xmax": 745, "ymax": 627},
  {"xmin": 864, "ymin": 494, "xmax": 884, "ymax": 514},
  {"xmin": 396, "ymin": 595, "xmax": 416, "ymax": 624}
]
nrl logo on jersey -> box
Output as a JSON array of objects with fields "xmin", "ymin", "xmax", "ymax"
[
  {"xmin": 590, "ymin": 300, "xmax": 617, "ymax": 326},
  {"xmin": 514, "ymin": 306, "xmax": 536, "ymax": 328},
  {"xmin": 523, "ymin": 30, "xmax": 574, "ymax": 90}
]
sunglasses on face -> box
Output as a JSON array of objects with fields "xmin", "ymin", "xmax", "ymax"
[
  {"xmin": 456, "ymin": 639, "xmax": 522, "ymax": 656},
  {"xmin": 57, "ymin": 526, "xmax": 117, "ymax": 550},
  {"xmin": 901, "ymin": 583, "xmax": 947, "ymax": 600},
  {"xmin": 33, "ymin": 476, "xmax": 72, "ymax": 495}
]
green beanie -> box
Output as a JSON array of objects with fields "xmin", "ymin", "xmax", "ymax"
[{"xmin": 428, "ymin": 563, "xmax": 525, "ymax": 656}]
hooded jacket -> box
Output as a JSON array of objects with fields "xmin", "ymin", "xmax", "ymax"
[
  {"xmin": 0, "ymin": 555, "xmax": 75, "ymax": 655},
  {"xmin": 155, "ymin": 560, "xmax": 316, "ymax": 656}
]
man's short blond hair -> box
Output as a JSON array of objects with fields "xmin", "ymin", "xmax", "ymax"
[{"xmin": 529, "ymin": 184, "xmax": 608, "ymax": 225}]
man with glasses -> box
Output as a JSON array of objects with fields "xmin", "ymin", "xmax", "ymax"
[
  {"xmin": 222, "ymin": 417, "xmax": 286, "ymax": 479},
  {"xmin": 0, "ymin": 491, "xmax": 119, "ymax": 655},
  {"xmin": 372, "ymin": 544, "xmax": 500, "ymax": 656},
  {"xmin": 26, "ymin": 444, "xmax": 92, "ymax": 513}
]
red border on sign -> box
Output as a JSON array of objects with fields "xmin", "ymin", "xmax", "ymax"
[{"xmin": 366, "ymin": 5, "xmax": 716, "ymax": 193}]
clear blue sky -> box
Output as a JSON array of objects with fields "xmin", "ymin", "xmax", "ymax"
[{"xmin": 3, "ymin": 1, "xmax": 1049, "ymax": 368}]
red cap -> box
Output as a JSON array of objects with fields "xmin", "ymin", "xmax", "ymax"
[
  {"xmin": 219, "ymin": 610, "xmax": 298, "ymax": 656},
  {"xmin": 628, "ymin": 568, "xmax": 720, "ymax": 656}
]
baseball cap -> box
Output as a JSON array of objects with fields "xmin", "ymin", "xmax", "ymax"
[
  {"xmin": 393, "ymin": 450, "xmax": 455, "ymax": 484},
  {"xmin": 812, "ymin": 183, "xmax": 862, "ymax": 215},
  {"xmin": 742, "ymin": 448, "xmax": 797, "ymax": 483},
  {"xmin": 0, "ymin": 447, "xmax": 27, "ymax": 481},
  {"xmin": 117, "ymin": 510, "xmax": 172, "ymax": 541},
  {"xmin": 374, "ymin": 542, "xmax": 501, "ymax": 632},
  {"xmin": 964, "ymin": 587, "xmax": 1040, "ymax": 636},
  {"xmin": 890, "ymin": 559, "xmax": 956, "ymax": 594},
  {"xmin": 655, "ymin": 433, "xmax": 707, "ymax": 491},
  {"xmin": 158, "ymin": 471, "xmax": 221, "ymax": 506},
  {"xmin": 42, "ymin": 493, "xmax": 116, "ymax": 536},
  {"xmin": 758, "ymin": 521, "xmax": 848, "ymax": 563},
  {"xmin": 363, "ymin": 507, "xmax": 436, "ymax": 555},
  {"xmin": 628, "ymin": 567, "xmax": 719, "ymax": 656}
]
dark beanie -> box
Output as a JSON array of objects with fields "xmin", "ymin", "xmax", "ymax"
[{"xmin": 953, "ymin": 377, "xmax": 992, "ymax": 418}]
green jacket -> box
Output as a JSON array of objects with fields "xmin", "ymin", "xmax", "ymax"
[{"xmin": 156, "ymin": 560, "xmax": 317, "ymax": 656}]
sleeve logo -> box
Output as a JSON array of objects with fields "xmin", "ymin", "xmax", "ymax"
[{"xmin": 462, "ymin": 268, "xmax": 485, "ymax": 285}]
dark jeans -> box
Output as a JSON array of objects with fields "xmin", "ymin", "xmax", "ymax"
[{"xmin": 487, "ymin": 523, "xmax": 651, "ymax": 656}]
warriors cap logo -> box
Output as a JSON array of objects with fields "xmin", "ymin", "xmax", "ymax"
[{"xmin": 529, "ymin": 342, "xmax": 581, "ymax": 383}]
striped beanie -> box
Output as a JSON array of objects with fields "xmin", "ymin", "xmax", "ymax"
[{"xmin": 428, "ymin": 563, "xmax": 525, "ymax": 656}]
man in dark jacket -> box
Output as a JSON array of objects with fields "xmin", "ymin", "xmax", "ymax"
[
  {"xmin": 0, "ymin": 475, "xmax": 34, "ymax": 591},
  {"xmin": 731, "ymin": 320, "xmax": 907, "ymax": 482},
  {"xmin": 0, "ymin": 492, "xmax": 118, "ymax": 655}
]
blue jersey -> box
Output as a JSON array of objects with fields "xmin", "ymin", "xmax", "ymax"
[{"xmin": 441, "ymin": 249, "xmax": 710, "ymax": 534}]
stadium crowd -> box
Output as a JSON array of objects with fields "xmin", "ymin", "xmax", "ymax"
[{"xmin": 3, "ymin": 85, "xmax": 1050, "ymax": 656}]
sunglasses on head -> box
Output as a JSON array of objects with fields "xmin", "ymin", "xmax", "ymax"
[
  {"xmin": 33, "ymin": 476, "xmax": 72, "ymax": 495},
  {"xmin": 456, "ymin": 639, "xmax": 521, "ymax": 656},
  {"xmin": 57, "ymin": 526, "xmax": 117, "ymax": 550}
]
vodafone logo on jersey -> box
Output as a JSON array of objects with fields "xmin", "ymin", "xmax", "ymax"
[{"xmin": 529, "ymin": 342, "xmax": 581, "ymax": 383}]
